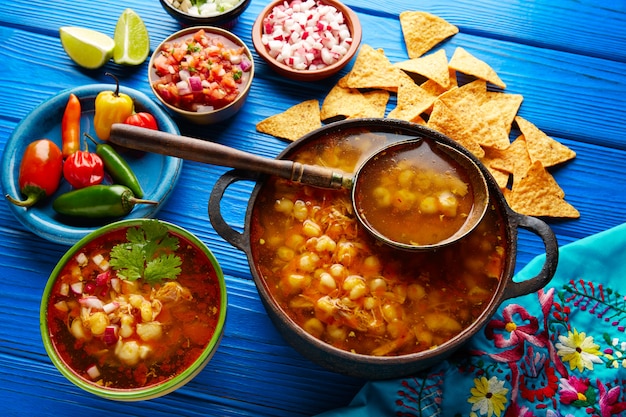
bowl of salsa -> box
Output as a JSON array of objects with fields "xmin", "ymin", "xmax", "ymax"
[
  {"xmin": 148, "ymin": 26, "xmax": 254, "ymax": 125},
  {"xmin": 40, "ymin": 219, "xmax": 227, "ymax": 400}
]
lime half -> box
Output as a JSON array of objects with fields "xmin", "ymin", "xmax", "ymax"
[
  {"xmin": 113, "ymin": 8, "xmax": 150, "ymax": 66},
  {"xmin": 59, "ymin": 27, "xmax": 115, "ymax": 69}
]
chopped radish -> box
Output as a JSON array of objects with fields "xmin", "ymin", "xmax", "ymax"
[{"xmin": 261, "ymin": 0, "xmax": 352, "ymax": 71}]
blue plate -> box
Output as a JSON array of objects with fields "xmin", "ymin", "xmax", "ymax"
[{"xmin": 1, "ymin": 84, "xmax": 183, "ymax": 246}]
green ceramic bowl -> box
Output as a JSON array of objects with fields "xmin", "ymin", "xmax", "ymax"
[{"xmin": 40, "ymin": 219, "xmax": 227, "ymax": 401}]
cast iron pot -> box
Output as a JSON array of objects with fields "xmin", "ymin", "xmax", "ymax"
[{"xmin": 208, "ymin": 118, "xmax": 558, "ymax": 379}]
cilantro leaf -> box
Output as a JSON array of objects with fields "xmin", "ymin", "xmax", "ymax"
[
  {"xmin": 144, "ymin": 254, "xmax": 182, "ymax": 283},
  {"xmin": 109, "ymin": 220, "xmax": 183, "ymax": 285}
]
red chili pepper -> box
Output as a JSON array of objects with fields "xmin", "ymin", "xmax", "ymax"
[
  {"xmin": 61, "ymin": 93, "xmax": 81, "ymax": 158},
  {"xmin": 63, "ymin": 139, "xmax": 105, "ymax": 189},
  {"xmin": 124, "ymin": 112, "xmax": 158, "ymax": 130},
  {"xmin": 5, "ymin": 139, "xmax": 63, "ymax": 207}
]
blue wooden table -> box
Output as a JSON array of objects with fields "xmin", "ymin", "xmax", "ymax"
[{"xmin": 1, "ymin": 0, "xmax": 624, "ymax": 415}]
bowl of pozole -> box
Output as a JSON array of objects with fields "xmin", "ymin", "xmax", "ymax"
[
  {"xmin": 40, "ymin": 219, "xmax": 227, "ymax": 401},
  {"xmin": 209, "ymin": 118, "xmax": 558, "ymax": 379}
]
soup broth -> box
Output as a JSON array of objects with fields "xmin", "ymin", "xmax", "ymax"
[
  {"xmin": 251, "ymin": 128, "xmax": 506, "ymax": 356},
  {"xmin": 355, "ymin": 139, "xmax": 474, "ymax": 246},
  {"xmin": 47, "ymin": 225, "xmax": 222, "ymax": 389}
]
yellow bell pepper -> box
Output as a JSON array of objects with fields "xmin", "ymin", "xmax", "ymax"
[{"xmin": 94, "ymin": 73, "xmax": 134, "ymax": 140}]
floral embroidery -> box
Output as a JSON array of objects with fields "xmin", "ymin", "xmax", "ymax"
[
  {"xmin": 555, "ymin": 329, "xmax": 603, "ymax": 372},
  {"xmin": 598, "ymin": 380, "xmax": 626, "ymax": 417},
  {"xmin": 468, "ymin": 376, "xmax": 509, "ymax": 417},
  {"xmin": 558, "ymin": 376, "xmax": 593, "ymax": 406}
]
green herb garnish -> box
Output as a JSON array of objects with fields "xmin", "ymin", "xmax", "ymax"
[{"xmin": 109, "ymin": 220, "xmax": 182, "ymax": 285}]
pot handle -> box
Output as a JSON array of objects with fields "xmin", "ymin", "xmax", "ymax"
[
  {"xmin": 502, "ymin": 209, "xmax": 559, "ymax": 300},
  {"xmin": 208, "ymin": 169, "xmax": 258, "ymax": 253}
]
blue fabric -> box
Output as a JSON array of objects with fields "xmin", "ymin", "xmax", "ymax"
[{"xmin": 318, "ymin": 223, "xmax": 626, "ymax": 417}]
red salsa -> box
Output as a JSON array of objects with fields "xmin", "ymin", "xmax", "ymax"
[{"xmin": 151, "ymin": 29, "xmax": 252, "ymax": 112}]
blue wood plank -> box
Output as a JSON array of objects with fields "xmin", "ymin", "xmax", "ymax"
[{"xmin": 1, "ymin": 0, "xmax": 625, "ymax": 415}]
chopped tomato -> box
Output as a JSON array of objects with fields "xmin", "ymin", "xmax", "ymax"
[{"xmin": 152, "ymin": 29, "xmax": 252, "ymax": 112}]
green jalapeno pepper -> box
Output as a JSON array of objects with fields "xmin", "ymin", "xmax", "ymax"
[
  {"xmin": 85, "ymin": 133, "xmax": 144, "ymax": 198},
  {"xmin": 52, "ymin": 184, "xmax": 157, "ymax": 219}
]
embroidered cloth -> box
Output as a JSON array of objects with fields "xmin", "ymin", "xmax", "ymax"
[{"xmin": 317, "ymin": 223, "xmax": 626, "ymax": 417}]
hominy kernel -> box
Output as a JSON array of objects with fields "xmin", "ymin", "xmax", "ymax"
[
  {"xmin": 361, "ymin": 255, "xmax": 382, "ymax": 276},
  {"xmin": 315, "ymin": 296, "xmax": 337, "ymax": 321},
  {"xmin": 373, "ymin": 186, "xmax": 392, "ymax": 207},
  {"xmin": 315, "ymin": 235, "xmax": 337, "ymax": 253},
  {"xmin": 393, "ymin": 284, "xmax": 407, "ymax": 303},
  {"xmin": 336, "ymin": 242, "xmax": 357, "ymax": 266},
  {"xmin": 363, "ymin": 296, "xmax": 379, "ymax": 310},
  {"xmin": 343, "ymin": 275, "xmax": 364, "ymax": 291},
  {"xmin": 349, "ymin": 282, "xmax": 368, "ymax": 300},
  {"xmin": 302, "ymin": 219, "xmax": 322, "ymax": 237},
  {"xmin": 392, "ymin": 189, "xmax": 417, "ymax": 211},
  {"xmin": 318, "ymin": 272, "xmax": 337, "ymax": 293},
  {"xmin": 274, "ymin": 197, "xmax": 294, "ymax": 214},
  {"xmin": 293, "ymin": 200, "xmax": 308, "ymax": 221},
  {"xmin": 287, "ymin": 273, "xmax": 307, "ymax": 291},
  {"xmin": 285, "ymin": 233, "xmax": 305, "ymax": 250},
  {"xmin": 303, "ymin": 318, "xmax": 325, "ymax": 338},
  {"xmin": 327, "ymin": 323, "xmax": 347, "ymax": 341},
  {"xmin": 419, "ymin": 196, "xmax": 438, "ymax": 214},
  {"xmin": 398, "ymin": 169, "xmax": 415, "ymax": 188},
  {"xmin": 369, "ymin": 277, "xmax": 387, "ymax": 295},
  {"xmin": 329, "ymin": 263, "xmax": 347, "ymax": 279},
  {"xmin": 88, "ymin": 312, "xmax": 109, "ymax": 336},
  {"xmin": 277, "ymin": 246, "xmax": 295, "ymax": 261},
  {"xmin": 407, "ymin": 283, "xmax": 426, "ymax": 300},
  {"xmin": 387, "ymin": 319, "xmax": 409, "ymax": 339},
  {"xmin": 381, "ymin": 302, "xmax": 404, "ymax": 322},
  {"xmin": 298, "ymin": 252, "xmax": 320, "ymax": 272}
]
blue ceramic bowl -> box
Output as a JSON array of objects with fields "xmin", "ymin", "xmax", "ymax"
[{"xmin": 1, "ymin": 84, "xmax": 183, "ymax": 245}]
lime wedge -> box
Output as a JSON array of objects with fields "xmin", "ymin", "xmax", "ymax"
[
  {"xmin": 59, "ymin": 26, "xmax": 115, "ymax": 69},
  {"xmin": 113, "ymin": 8, "xmax": 150, "ymax": 66}
]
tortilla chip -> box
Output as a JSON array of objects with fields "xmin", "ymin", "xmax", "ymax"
[
  {"xmin": 345, "ymin": 45, "xmax": 412, "ymax": 92},
  {"xmin": 393, "ymin": 49, "xmax": 451, "ymax": 88},
  {"xmin": 490, "ymin": 135, "xmax": 531, "ymax": 181},
  {"xmin": 399, "ymin": 11, "xmax": 459, "ymax": 58},
  {"xmin": 506, "ymin": 161, "xmax": 579, "ymax": 218},
  {"xmin": 420, "ymin": 68, "xmax": 458, "ymax": 97},
  {"xmin": 321, "ymin": 75, "xmax": 390, "ymax": 121},
  {"xmin": 480, "ymin": 147, "xmax": 512, "ymax": 189},
  {"xmin": 427, "ymin": 99, "xmax": 485, "ymax": 158},
  {"xmin": 387, "ymin": 79, "xmax": 437, "ymax": 123},
  {"xmin": 483, "ymin": 91, "xmax": 523, "ymax": 136},
  {"xmin": 449, "ymin": 47, "xmax": 506, "ymax": 89},
  {"xmin": 515, "ymin": 116, "xmax": 576, "ymax": 167},
  {"xmin": 438, "ymin": 80, "xmax": 511, "ymax": 149},
  {"xmin": 256, "ymin": 100, "xmax": 321, "ymax": 141}
]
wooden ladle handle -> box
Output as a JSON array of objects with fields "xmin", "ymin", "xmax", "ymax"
[{"xmin": 109, "ymin": 124, "xmax": 350, "ymax": 189}]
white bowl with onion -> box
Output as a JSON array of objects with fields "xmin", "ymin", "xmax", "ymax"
[
  {"xmin": 252, "ymin": 0, "xmax": 362, "ymax": 81},
  {"xmin": 159, "ymin": 0, "xmax": 251, "ymax": 28}
]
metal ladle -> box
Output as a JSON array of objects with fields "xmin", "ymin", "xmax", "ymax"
[{"xmin": 109, "ymin": 123, "xmax": 489, "ymax": 251}]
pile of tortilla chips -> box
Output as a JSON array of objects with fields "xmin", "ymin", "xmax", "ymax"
[{"xmin": 256, "ymin": 11, "xmax": 578, "ymax": 218}]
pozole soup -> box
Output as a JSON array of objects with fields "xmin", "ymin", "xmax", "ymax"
[
  {"xmin": 250, "ymin": 128, "xmax": 506, "ymax": 356},
  {"xmin": 44, "ymin": 220, "xmax": 225, "ymax": 391}
]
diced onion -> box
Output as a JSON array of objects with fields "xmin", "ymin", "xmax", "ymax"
[
  {"xmin": 260, "ymin": 0, "xmax": 352, "ymax": 71},
  {"xmin": 70, "ymin": 281, "xmax": 83, "ymax": 295},
  {"xmin": 86, "ymin": 364, "xmax": 100, "ymax": 380},
  {"xmin": 79, "ymin": 296, "xmax": 104, "ymax": 310}
]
